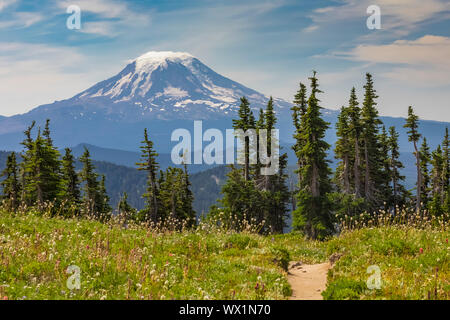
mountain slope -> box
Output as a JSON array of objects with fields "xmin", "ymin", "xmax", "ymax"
[
  {"xmin": 0, "ymin": 51, "xmax": 292, "ymax": 152},
  {"xmin": 0, "ymin": 51, "xmax": 447, "ymax": 156}
]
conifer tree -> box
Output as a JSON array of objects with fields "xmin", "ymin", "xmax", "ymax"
[
  {"xmin": 292, "ymin": 83, "xmax": 307, "ymax": 186},
  {"xmin": 379, "ymin": 126, "xmax": 392, "ymax": 211},
  {"xmin": 0, "ymin": 152, "xmax": 21, "ymax": 210},
  {"xmin": 254, "ymin": 108, "xmax": 266, "ymax": 187},
  {"xmin": 404, "ymin": 106, "xmax": 422, "ymax": 212},
  {"xmin": 335, "ymin": 106, "xmax": 352, "ymax": 194},
  {"xmin": 219, "ymin": 166, "xmax": 261, "ymax": 230},
  {"xmin": 60, "ymin": 148, "xmax": 80, "ymax": 216},
  {"xmin": 292, "ymin": 71, "xmax": 334, "ymax": 239},
  {"xmin": 181, "ymin": 163, "xmax": 196, "ymax": 227},
  {"xmin": 219, "ymin": 96, "xmax": 289, "ymax": 233},
  {"xmin": 442, "ymin": 128, "xmax": 449, "ymax": 209},
  {"xmin": 97, "ymin": 174, "xmax": 111, "ymax": 217},
  {"xmin": 40, "ymin": 120, "xmax": 62, "ymax": 205},
  {"xmin": 388, "ymin": 126, "xmax": 407, "ymax": 214},
  {"xmin": 136, "ymin": 128, "xmax": 160, "ymax": 222},
  {"xmin": 361, "ymin": 73, "xmax": 382, "ymax": 204},
  {"xmin": 20, "ymin": 121, "xmax": 36, "ymax": 205},
  {"xmin": 347, "ymin": 87, "xmax": 363, "ymax": 198},
  {"xmin": 61, "ymin": 148, "xmax": 80, "ymax": 203},
  {"xmin": 26, "ymin": 125, "xmax": 62, "ymax": 209},
  {"xmin": 419, "ymin": 138, "xmax": 431, "ymax": 208},
  {"xmin": 260, "ymin": 97, "xmax": 289, "ymax": 233},
  {"xmin": 265, "ymin": 153, "xmax": 290, "ymax": 233},
  {"xmin": 263, "ymin": 97, "xmax": 276, "ymax": 191},
  {"xmin": 429, "ymin": 145, "xmax": 444, "ymax": 216},
  {"xmin": 79, "ymin": 148, "xmax": 100, "ymax": 217},
  {"xmin": 232, "ymin": 97, "xmax": 256, "ymax": 181}
]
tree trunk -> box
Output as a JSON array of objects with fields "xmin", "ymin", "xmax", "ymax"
[
  {"xmin": 244, "ymin": 137, "xmax": 250, "ymax": 181},
  {"xmin": 354, "ymin": 137, "xmax": 361, "ymax": 198},
  {"xmin": 392, "ymin": 156, "xmax": 398, "ymax": 216},
  {"xmin": 344, "ymin": 154, "xmax": 350, "ymax": 194},
  {"xmin": 414, "ymin": 141, "xmax": 421, "ymax": 212},
  {"xmin": 364, "ymin": 138, "xmax": 371, "ymax": 200}
]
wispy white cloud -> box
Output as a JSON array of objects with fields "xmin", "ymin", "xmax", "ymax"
[
  {"xmin": 302, "ymin": 25, "xmax": 319, "ymax": 33},
  {"xmin": 79, "ymin": 21, "xmax": 118, "ymax": 37},
  {"xmin": 335, "ymin": 35, "xmax": 450, "ymax": 85},
  {"xmin": 56, "ymin": 0, "xmax": 151, "ymax": 36},
  {"xmin": 147, "ymin": 0, "xmax": 288, "ymax": 56},
  {"xmin": 0, "ymin": 42, "xmax": 106, "ymax": 116},
  {"xmin": 308, "ymin": 0, "xmax": 450, "ymax": 36},
  {"xmin": 0, "ymin": 0, "xmax": 17, "ymax": 11},
  {"xmin": 0, "ymin": 12, "xmax": 44, "ymax": 29}
]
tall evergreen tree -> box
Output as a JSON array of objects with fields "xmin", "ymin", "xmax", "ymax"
[
  {"xmin": 335, "ymin": 106, "xmax": 352, "ymax": 194},
  {"xmin": 388, "ymin": 126, "xmax": 407, "ymax": 214},
  {"xmin": 232, "ymin": 97, "xmax": 256, "ymax": 181},
  {"xmin": 264, "ymin": 153, "xmax": 290, "ymax": 233},
  {"xmin": 61, "ymin": 148, "xmax": 80, "ymax": 203},
  {"xmin": 40, "ymin": 120, "xmax": 62, "ymax": 205},
  {"xmin": 19, "ymin": 121, "xmax": 36, "ymax": 205},
  {"xmin": 0, "ymin": 152, "xmax": 21, "ymax": 210},
  {"xmin": 181, "ymin": 163, "xmax": 196, "ymax": 227},
  {"xmin": 442, "ymin": 128, "xmax": 449, "ymax": 206},
  {"xmin": 361, "ymin": 73, "xmax": 382, "ymax": 205},
  {"xmin": 429, "ymin": 145, "xmax": 444, "ymax": 216},
  {"xmin": 26, "ymin": 125, "xmax": 62, "ymax": 209},
  {"xmin": 97, "ymin": 174, "xmax": 111, "ymax": 217},
  {"xmin": 379, "ymin": 126, "xmax": 392, "ymax": 212},
  {"xmin": 218, "ymin": 166, "xmax": 262, "ymax": 230},
  {"xmin": 261, "ymin": 97, "xmax": 289, "ymax": 233},
  {"xmin": 263, "ymin": 96, "xmax": 276, "ymax": 191},
  {"xmin": 292, "ymin": 71, "xmax": 334, "ymax": 239},
  {"xmin": 136, "ymin": 129, "xmax": 160, "ymax": 222},
  {"xmin": 419, "ymin": 138, "xmax": 431, "ymax": 208},
  {"xmin": 60, "ymin": 148, "xmax": 80, "ymax": 216},
  {"xmin": 404, "ymin": 106, "xmax": 422, "ymax": 212},
  {"xmin": 79, "ymin": 148, "xmax": 100, "ymax": 217},
  {"xmin": 347, "ymin": 87, "xmax": 363, "ymax": 198},
  {"xmin": 292, "ymin": 83, "xmax": 307, "ymax": 187}
]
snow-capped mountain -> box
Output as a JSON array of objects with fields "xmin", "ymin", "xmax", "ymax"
[
  {"xmin": 65, "ymin": 51, "xmax": 290, "ymax": 121},
  {"xmin": 75, "ymin": 51, "xmax": 286, "ymax": 119},
  {"xmin": 0, "ymin": 51, "xmax": 447, "ymax": 154},
  {"xmin": 0, "ymin": 51, "xmax": 297, "ymax": 151}
]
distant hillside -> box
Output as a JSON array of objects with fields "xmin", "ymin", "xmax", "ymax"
[
  {"xmin": 69, "ymin": 143, "xmax": 213, "ymax": 174},
  {"xmin": 0, "ymin": 150, "xmax": 225, "ymax": 214}
]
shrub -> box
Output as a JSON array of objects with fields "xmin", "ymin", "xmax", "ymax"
[
  {"xmin": 270, "ymin": 246, "xmax": 290, "ymax": 272},
  {"xmin": 224, "ymin": 234, "xmax": 258, "ymax": 250},
  {"xmin": 322, "ymin": 278, "xmax": 366, "ymax": 300}
]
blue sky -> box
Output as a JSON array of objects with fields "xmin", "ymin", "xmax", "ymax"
[{"xmin": 0, "ymin": 0, "xmax": 449, "ymax": 121}]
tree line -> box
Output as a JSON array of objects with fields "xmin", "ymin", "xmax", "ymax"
[
  {"xmin": 290, "ymin": 72, "xmax": 449, "ymax": 239},
  {"xmin": 0, "ymin": 122, "xmax": 196, "ymax": 227}
]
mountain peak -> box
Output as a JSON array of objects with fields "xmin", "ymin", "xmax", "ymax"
[
  {"xmin": 67, "ymin": 49, "xmax": 291, "ymax": 122},
  {"xmin": 134, "ymin": 51, "xmax": 195, "ymax": 70}
]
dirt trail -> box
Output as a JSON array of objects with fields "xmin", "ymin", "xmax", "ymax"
[{"xmin": 287, "ymin": 262, "xmax": 330, "ymax": 300}]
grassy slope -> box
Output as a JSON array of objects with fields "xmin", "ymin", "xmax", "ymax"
[
  {"xmin": 0, "ymin": 210, "xmax": 448, "ymax": 300},
  {"xmin": 324, "ymin": 226, "xmax": 449, "ymax": 300}
]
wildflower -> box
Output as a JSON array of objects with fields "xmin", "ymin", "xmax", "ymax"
[
  {"xmin": 419, "ymin": 248, "xmax": 423, "ymax": 254},
  {"xmin": 255, "ymin": 283, "xmax": 259, "ymax": 290},
  {"xmin": 2, "ymin": 296, "xmax": 8, "ymax": 300},
  {"xmin": 86, "ymin": 245, "xmax": 90, "ymax": 250}
]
